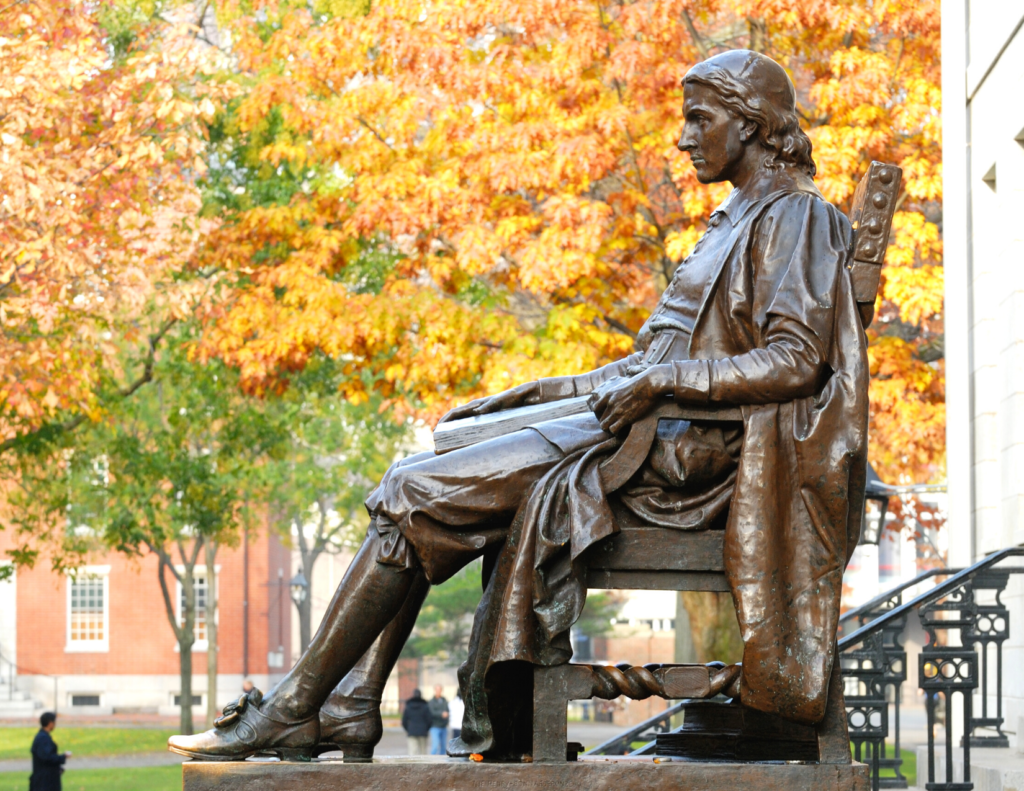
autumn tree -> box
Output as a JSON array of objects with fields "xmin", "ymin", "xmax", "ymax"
[
  {"xmin": 198, "ymin": 0, "xmax": 943, "ymax": 486},
  {"xmin": 0, "ymin": 0, "xmax": 224, "ymax": 457},
  {"xmin": 3, "ymin": 328, "xmax": 277, "ymax": 734}
]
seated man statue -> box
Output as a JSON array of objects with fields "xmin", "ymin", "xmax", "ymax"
[{"xmin": 169, "ymin": 48, "xmax": 867, "ymax": 762}]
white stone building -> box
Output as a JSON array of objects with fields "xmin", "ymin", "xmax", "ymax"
[{"xmin": 943, "ymin": 0, "xmax": 1024, "ymax": 748}]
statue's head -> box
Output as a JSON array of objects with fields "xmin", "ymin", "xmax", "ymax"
[{"xmin": 678, "ymin": 50, "xmax": 816, "ymax": 184}]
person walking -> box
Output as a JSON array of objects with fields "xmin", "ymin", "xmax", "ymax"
[
  {"xmin": 400, "ymin": 689, "xmax": 432, "ymax": 756},
  {"xmin": 30, "ymin": 712, "xmax": 69, "ymax": 791},
  {"xmin": 427, "ymin": 685, "xmax": 449, "ymax": 756},
  {"xmin": 447, "ymin": 692, "xmax": 464, "ymax": 741}
]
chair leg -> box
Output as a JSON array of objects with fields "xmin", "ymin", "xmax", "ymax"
[
  {"xmin": 532, "ymin": 665, "xmax": 594, "ymax": 763},
  {"xmin": 817, "ymin": 656, "xmax": 853, "ymax": 764}
]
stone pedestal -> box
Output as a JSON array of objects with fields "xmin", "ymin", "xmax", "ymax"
[{"xmin": 182, "ymin": 755, "xmax": 870, "ymax": 791}]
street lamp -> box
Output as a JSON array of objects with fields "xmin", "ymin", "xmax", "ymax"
[
  {"xmin": 289, "ymin": 572, "xmax": 309, "ymax": 608},
  {"xmin": 859, "ymin": 464, "xmax": 891, "ymax": 546}
]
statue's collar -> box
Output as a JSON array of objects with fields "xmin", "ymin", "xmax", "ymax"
[{"xmin": 712, "ymin": 167, "xmax": 820, "ymax": 226}]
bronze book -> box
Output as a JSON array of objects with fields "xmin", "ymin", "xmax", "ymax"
[{"xmin": 433, "ymin": 396, "xmax": 592, "ymax": 453}]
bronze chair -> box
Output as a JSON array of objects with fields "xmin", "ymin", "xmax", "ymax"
[{"xmin": 530, "ymin": 161, "xmax": 902, "ymax": 764}]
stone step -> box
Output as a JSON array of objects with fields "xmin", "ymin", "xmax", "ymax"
[
  {"xmin": 914, "ymin": 745, "xmax": 1024, "ymax": 791},
  {"xmin": 0, "ymin": 698, "xmax": 38, "ymax": 718}
]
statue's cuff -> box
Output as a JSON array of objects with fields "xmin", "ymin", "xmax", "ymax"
[
  {"xmin": 537, "ymin": 376, "xmax": 577, "ymax": 401},
  {"xmin": 672, "ymin": 360, "xmax": 710, "ymax": 404}
]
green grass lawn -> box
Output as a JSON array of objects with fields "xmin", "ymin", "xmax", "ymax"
[
  {"xmin": 0, "ymin": 728, "xmax": 175, "ymax": 761},
  {"xmin": 0, "ymin": 765, "xmax": 180, "ymax": 791},
  {"xmin": 878, "ymin": 747, "xmax": 916, "ymax": 788}
]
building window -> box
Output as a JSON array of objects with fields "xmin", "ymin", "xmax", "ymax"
[
  {"xmin": 71, "ymin": 694, "xmax": 101, "ymax": 707},
  {"xmin": 66, "ymin": 568, "xmax": 110, "ymax": 653},
  {"xmin": 175, "ymin": 568, "xmax": 217, "ymax": 652},
  {"xmin": 173, "ymin": 694, "xmax": 203, "ymax": 707}
]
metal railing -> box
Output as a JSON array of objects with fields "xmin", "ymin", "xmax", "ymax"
[
  {"xmin": 582, "ymin": 699, "xmax": 686, "ymax": 756},
  {"xmin": 839, "ymin": 547, "xmax": 1024, "ymax": 791},
  {"xmin": 0, "ymin": 647, "xmax": 14, "ymax": 702},
  {"xmin": 0, "ymin": 646, "xmax": 56, "ymax": 713}
]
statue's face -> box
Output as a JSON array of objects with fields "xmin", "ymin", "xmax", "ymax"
[{"xmin": 677, "ymin": 82, "xmax": 751, "ymax": 184}]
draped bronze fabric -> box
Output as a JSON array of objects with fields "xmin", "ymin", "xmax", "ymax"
[{"xmin": 678, "ymin": 181, "xmax": 869, "ymax": 724}]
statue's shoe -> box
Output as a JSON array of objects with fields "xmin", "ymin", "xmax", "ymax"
[
  {"xmin": 314, "ymin": 705, "xmax": 382, "ymax": 762},
  {"xmin": 167, "ymin": 689, "xmax": 318, "ymax": 762}
]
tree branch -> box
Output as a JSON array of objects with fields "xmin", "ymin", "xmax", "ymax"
[
  {"xmin": 682, "ymin": 10, "xmax": 710, "ymax": 59},
  {"xmin": 602, "ymin": 314, "xmax": 637, "ymax": 339},
  {"xmin": 0, "ymin": 260, "xmax": 29, "ymax": 297},
  {"xmin": 157, "ymin": 553, "xmax": 184, "ymax": 643},
  {"xmin": 0, "ymin": 0, "xmax": 29, "ymax": 15},
  {"xmin": 119, "ymin": 318, "xmax": 178, "ymax": 397},
  {"xmin": 189, "ymin": 535, "xmax": 204, "ymax": 567},
  {"xmin": 0, "ymin": 318, "xmax": 177, "ymax": 456}
]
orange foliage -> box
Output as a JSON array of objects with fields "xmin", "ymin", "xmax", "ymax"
[
  {"xmin": 0, "ymin": 1, "xmax": 223, "ymax": 446},
  {"xmin": 197, "ymin": 0, "xmax": 943, "ymax": 482}
]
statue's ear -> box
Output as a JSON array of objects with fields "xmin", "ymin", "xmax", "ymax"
[{"xmin": 739, "ymin": 120, "xmax": 758, "ymax": 143}]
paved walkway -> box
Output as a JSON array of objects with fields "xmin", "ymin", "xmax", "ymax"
[
  {"xmin": 0, "ymin": 722, "xmax": 629, "ymax": 772},
  {"xmin": 0, "ymin": 715, "xmax": 946, "ymax": 773},
  {"xmin": 0, "ymin": 752, "xmax": 187, "ymax": 773}
]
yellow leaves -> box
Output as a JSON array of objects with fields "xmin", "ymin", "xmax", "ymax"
[
  {"xmin": 0, "ymin": 0, "xmax": 222, "ymax": 442},
  {"xmin": 664, "ymin": 226, "xmax": 702, "ymax": 263},
  {"xmin": 882, "ymin": 265, "xmax": 943, "ymax": 326},
  {"xmin": 867, "ymin": 337, "xmax": 945, "ymax": 481}
]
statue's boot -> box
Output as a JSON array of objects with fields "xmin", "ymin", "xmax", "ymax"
[
  {"xmin": 317, "ymin": 570, "xmax": 429, "ymax": 762},
  {"xmin": 168, "ymin": 531, "xmax": 416, "ymax": 761}
]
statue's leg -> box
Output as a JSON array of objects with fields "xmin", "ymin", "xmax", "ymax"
[
  {"xmin": 317, "ymin": 569, "xmax": 430, "ymax": 761},
  {"xmin": 168, "ymin": 429, "xmax": 567, "ymax": 761},
  {"xmin": 168, "ymin": 530, "xmax": 416, "ymax": 761}
]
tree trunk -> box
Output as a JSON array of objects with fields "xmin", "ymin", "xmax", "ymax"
[
  {"xmin": 747, "ymin": 17, "xmax": 769, "ymax": 53},
  {"xmin": 298, "ymin": 592, "xmax": 312, "ymax": 656},
  {"xmin": 293, "ymin": 514, "xmax": 322, "ymax": 656},
  {"xmin": 205, "ymin": 540, "xmax": 219, "ymax": 729},
  {"xmin": 179, "ymin": 566, "xmax": 196, "ymax": 735},
  {"xmin": 680, "ymin": 591, "xmax": 743, "ymax": 664},
  {"xmin": 673, "ymin": 591, "xmax": 697, "ymax": 663}
]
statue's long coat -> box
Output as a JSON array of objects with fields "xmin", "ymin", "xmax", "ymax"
[{"xmin": 399, "ymin": 173, "xmax": 869, "ymax": 754}]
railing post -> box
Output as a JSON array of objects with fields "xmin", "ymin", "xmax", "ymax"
[
  {"xmin": 963, "ymin": 571, "xmax": 1010, "ymax": 747},
  {"xmin": 919, "ymin": 579, "xmax": 979, "ymax": 790},
  {"xmin": 842, "ymin": 630, "xmax": 888, "ymax": 791},
  {"xmin": 841, "ymin": 588, "xmax": 909, "ymax": 790}
]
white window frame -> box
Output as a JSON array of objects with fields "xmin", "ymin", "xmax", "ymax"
[
  {"xmin": 174, "ymin": 566, "xmax": 219, "ymax": 653},
  {"xmin": 65, "ymin": 566, "xmax": 110, "ymax": 653}
]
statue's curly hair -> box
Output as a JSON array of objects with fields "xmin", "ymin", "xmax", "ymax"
[{"xmin": 684, "ymin": 59, "xmax": 817, "ymax": 178}]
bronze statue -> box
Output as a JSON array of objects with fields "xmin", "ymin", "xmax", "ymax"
[{"xmin": 168, "ymin": 48, "xmax": 868, "ymax": 763}]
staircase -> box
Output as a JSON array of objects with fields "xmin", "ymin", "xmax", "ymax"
[
  {"xmin": 0, "ymin": 678, "xmax": 37, "ymax": 719},
  {"xmin": 0, "ymin": 650, "xmax": 40, "ymax": 719},
  {"xmin": 911, "ymin": 746, "xmax": 1024, "ymax": 791}
]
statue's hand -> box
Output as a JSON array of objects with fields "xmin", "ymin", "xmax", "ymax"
[
  {"xmin": 437, "ymin": 382, "xmax": 540, "ymax": 425},
  {"xmin": 588, "ymin": 365, "xmax": 672, "ymax": 435}
]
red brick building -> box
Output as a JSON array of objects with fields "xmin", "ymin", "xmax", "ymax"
[{"xmin": 0, "ymin": 523, "xmax": 292, "ymax": 718}]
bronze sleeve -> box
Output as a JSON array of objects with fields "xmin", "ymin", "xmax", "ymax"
[
  {"xmin": 568, "ymin": 352, "xmax": 645, "ymax": 396},
  {"xmin": 672, "ymin": 317, "xmax": 826, "ymax": 405}
]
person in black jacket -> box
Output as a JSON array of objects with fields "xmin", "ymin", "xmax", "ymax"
[
  {"xmin": 30, "ymin": 712, "xmax": 69, "ymax": 791},
  {"xmin": 400, "ymin": 689, "xmax": 433, "ymax": 756}
]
